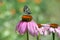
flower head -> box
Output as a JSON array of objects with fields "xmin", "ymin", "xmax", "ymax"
[
  {"xmin": 48, "ymin": 24, "xmax": 60, "ymax": 37},
  {"xmin": 37, "ymin": 24, "xmax": 50, "ymax": 36},
  {"xmin": 16, "ymin": 15, "xmax": 38, "ymax": 36}
]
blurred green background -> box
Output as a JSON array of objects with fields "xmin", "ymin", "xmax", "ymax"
[{"xmin": 0, "ymin": 0, "xmax": 60, "ymax": 40}]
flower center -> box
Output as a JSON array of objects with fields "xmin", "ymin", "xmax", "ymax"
[
  {"xmin": 50, "ymin": 24, "xmax": 58, "ymax": 28},
  {"xmin": 22, "ymin": 15, "xmax": 32, "ymax": 22},
  {"xmin": 37, "ymin": 24, "xmax": 42, "ymax": 28}
]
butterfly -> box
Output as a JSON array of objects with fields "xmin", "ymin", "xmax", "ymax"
[{"xmin": 23, "ymin": 5, "xmax": 31, "ymax": 14}]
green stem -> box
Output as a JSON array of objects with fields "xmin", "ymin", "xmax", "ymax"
[
  {"xmin": 27, "ymin": 31, "xmax": 29, "ymax": 40},
  {"xmin": 37, "ymin": 35, "xmax": 39, "ymax": 40},
  {"xmin": 52, "ymin": 32, "xmax": 55, "ymax": 40}
]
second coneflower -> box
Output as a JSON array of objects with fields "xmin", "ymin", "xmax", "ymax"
[
  {"xmin": 37, "ymin": 24, "xmax": 50, "ymax": 36},
  {"xmin": 36, "ymin": 24, "xmax": 50, "ymax": 40}
]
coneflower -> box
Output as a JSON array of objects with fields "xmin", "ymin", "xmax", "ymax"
[
  {"xmin": 36, "ymin": 24, "xmax": 50, "ymax": 40},
  {"xmin": 16, "ymin": 5, "xmax": 38, "ymax": 40},
  {"xmin": 37, "ymin": 24, "xmax": 50, "ymax": 36},
  {"xmin": 49, "ymin": 24, "xmax": 60, "ymax": 40}
]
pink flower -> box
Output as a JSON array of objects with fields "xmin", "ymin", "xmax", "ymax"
[
  {"xmin": 16, "ymin": 15, "xmax": 38, "ymax": 36},
  {"xmin": 37, "ymin": 24, "xmax": 50, "ymax": 36},
  {"xmin": 49, "ymin": 24, "xmax": 60, "ymax": 37}
]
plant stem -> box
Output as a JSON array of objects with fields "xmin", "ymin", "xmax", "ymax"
[
  {"xmin": 52, "ymin": 32, "xmax": 55, "ymax": 40},
  {"xmin": 37, "ymin": 35, "xmax": 39, "ymax": 40},
  {"xmin": 27, "ymin": 31, "xmax": 29, "ymax": 40}
]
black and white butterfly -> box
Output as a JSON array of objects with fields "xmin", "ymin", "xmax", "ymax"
[{"xmin": 23, "ymin": 5, "xmax": 31, "ymax": 14}]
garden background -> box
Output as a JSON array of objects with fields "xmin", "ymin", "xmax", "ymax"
[{"xmin": 0, "ymin": 0, "xmax": 60, "ymax": 40}]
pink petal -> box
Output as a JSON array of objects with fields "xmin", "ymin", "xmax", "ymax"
[
  {"xmin": 19, "ymin": 22, "xmax": 27, "ymax": 35},
  {"xmin": 31, "ymin": 21, "xmax": 38, "ymax": 36},
  {"xmin": 16, "ymin": 21, "xmax": 23, "ymax": 31},
  {"xmin": 41, "ymin": 24, "xmax": 50, "ymax": 30},
  {"xmin": 49, "ymin": 28, "xmax": 55, "ymax": 33},
  {"xmin": 38, "ymin": 28, "xmax": 44, "ymax": 35},
  {"xmin": 43, "ymin": 31, "xmax": 48, "ymax": 36},
  {"xmin": 55, "ymin": 28, "xmax": 60, "ymax": 37},
  {"xmin": 42, "ymin": 27, "xmax": 48, "ymax": 36},
  {"xmin": 38, "ymin": 27, "xmax": 48, "ymax": 35},
  {"xmin": 44, "ymin": 27, "xmax": 50, "ymax": 30},
  {"xmin": 57, "ymin": 26, "xmax": 60, "ymax": 30},
  {"xmin": 27, "ymin": 21, "xmax": 35, "ymax": 36}
]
